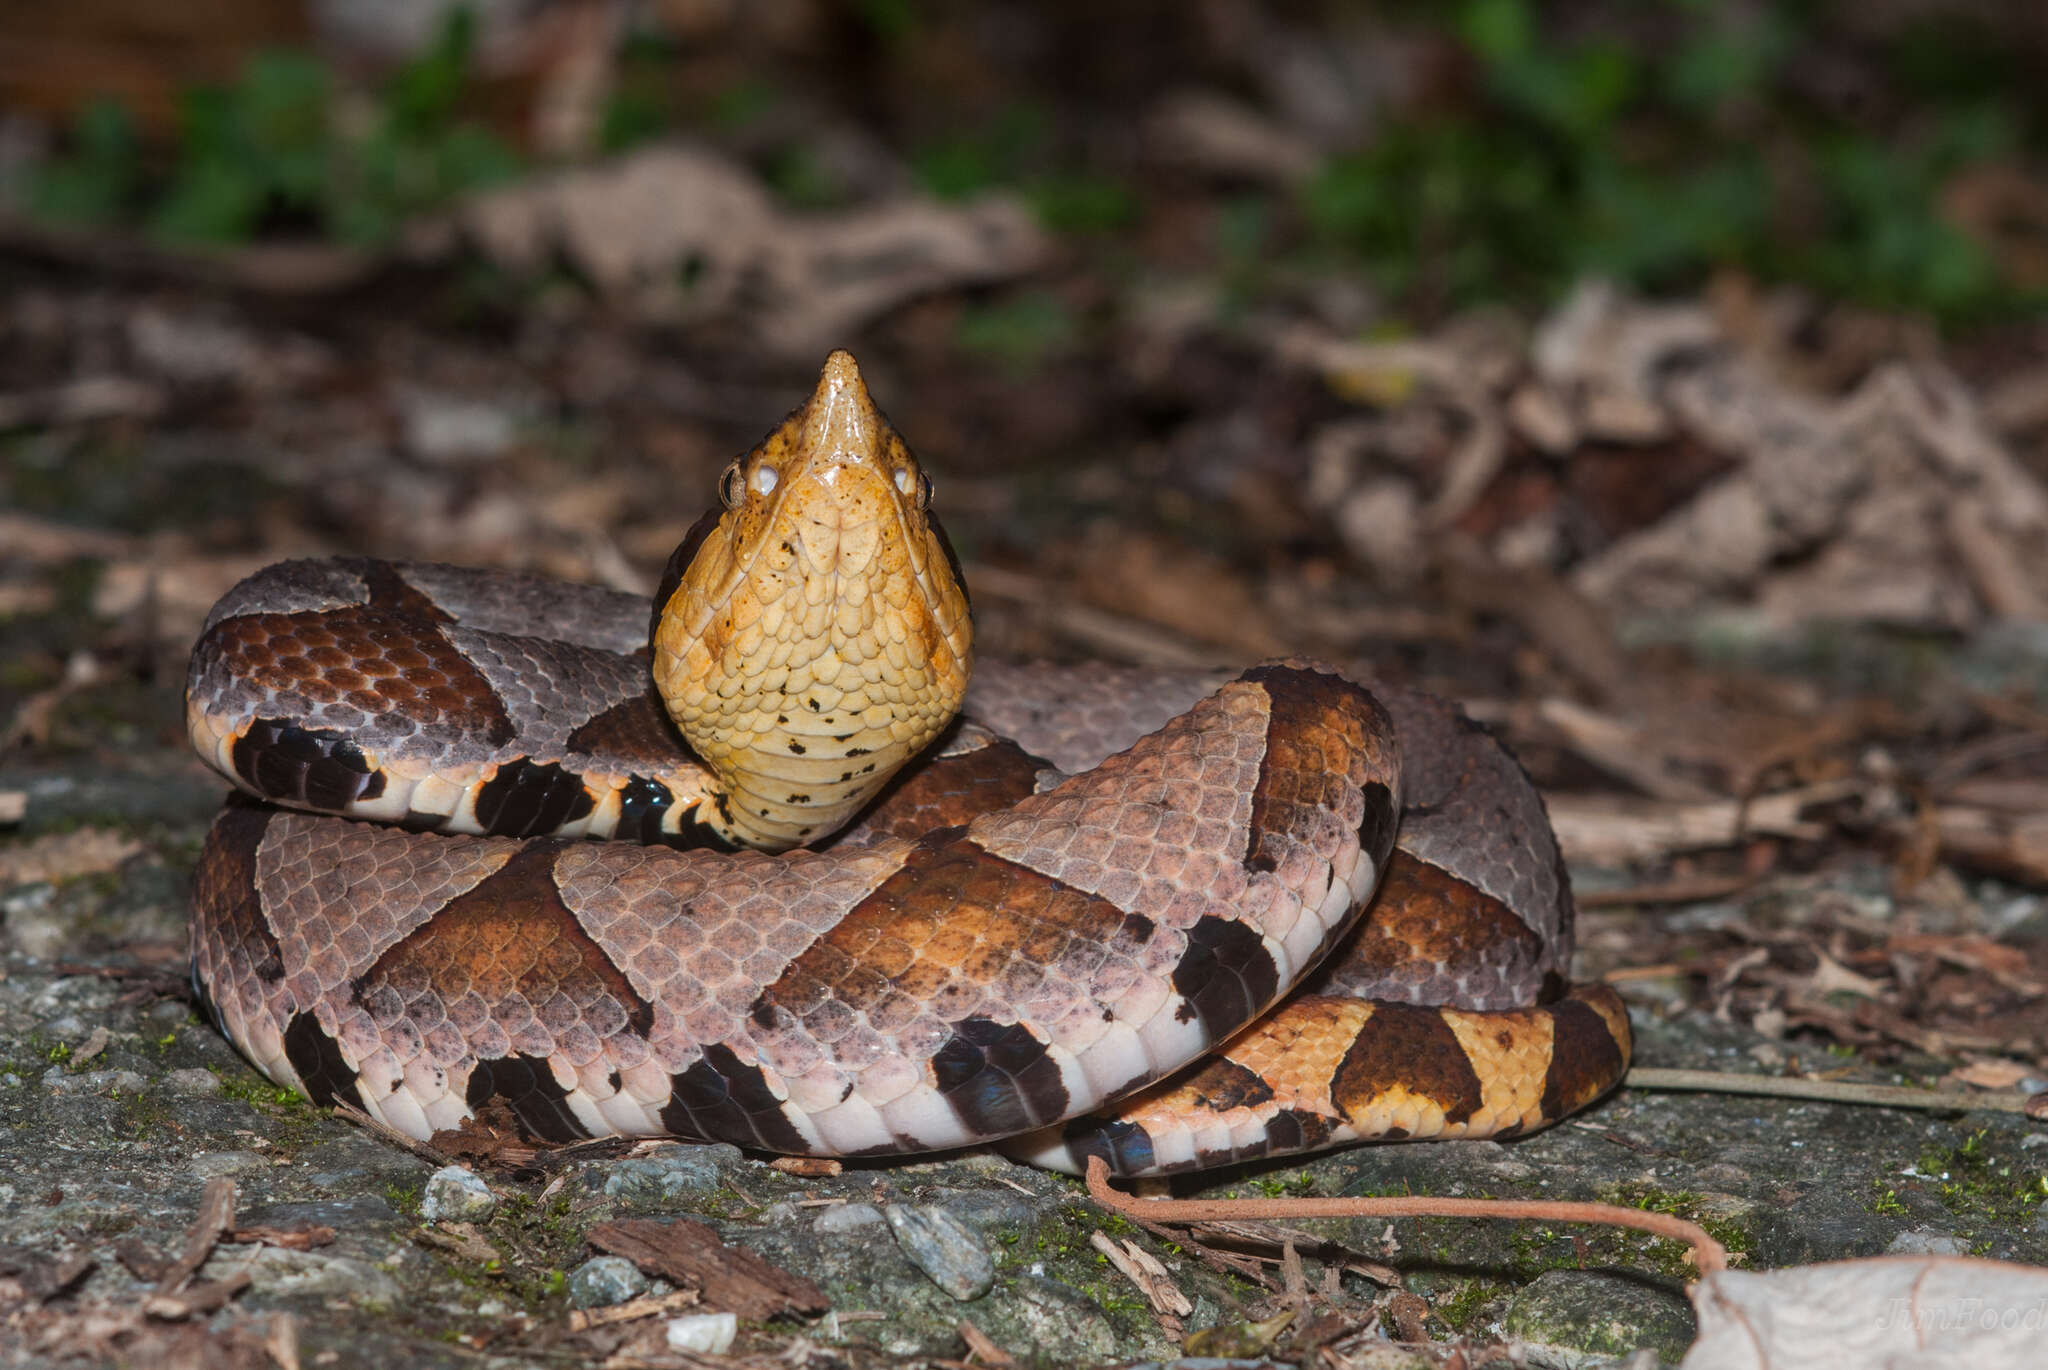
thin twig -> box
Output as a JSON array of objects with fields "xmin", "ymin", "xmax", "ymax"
[
  {"xmin": 1083, "ymin": 1157, "xmax": 1728, "ymax": 1276},
  {"xmin": 1578, "ymin": 873, "xmax": 1763, "ymax": 908},
  {"xmin": 1625, "ymin": 1067, "xmax": 2048, "ymax": 1118},
  {"xmin": 566, "ymin": 1287, "xmax": 702, "ymax": 1332},
  {"xmin": 331, "ymin": 1102, "xmax": 453, "ymax": 1164}
]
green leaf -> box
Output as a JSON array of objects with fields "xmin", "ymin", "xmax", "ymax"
[
  {"xmin": 955, "ymin": 292, "xmax": 1076, "ymax": 374},
  {"xmin": 150, "ymin": 157, "xmax": 267, "ymax": 243},
  {"xmin": 29, "ymin": 99, "xmax": 137, "ymax": 224},
  {"xmin": 1460, "ymin": 0, "xmax": 1532, "ymax": 63}
]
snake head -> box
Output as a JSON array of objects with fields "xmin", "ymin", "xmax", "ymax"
[{"xmin": 651, "ymin": 350, "xmax": 975, "ymax": 850}]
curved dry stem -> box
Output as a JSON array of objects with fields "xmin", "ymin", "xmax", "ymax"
[{"xmin": 1083, "ymin": 1156, "xmax": 1729, "ymax": 1277}]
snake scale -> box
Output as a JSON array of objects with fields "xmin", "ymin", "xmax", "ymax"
[{"xmin": 185, "ymin": 352, "xmax": 1629, "ymax": 1177}]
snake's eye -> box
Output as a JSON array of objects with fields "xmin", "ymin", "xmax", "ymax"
[
  {"xmin": 916, "ymin": 471, "xmax": 934, "ymax": 510},
  {"xmin": 719, "ymin": 461, "xmax": 744, "ymax": 509}
]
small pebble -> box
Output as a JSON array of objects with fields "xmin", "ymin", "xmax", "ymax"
[
  {"xmin": 1886, "ymin": 1228, "xmax": 1968, "ymax": 1257},
  {"xmin": 43, "ymin": 1067, "xmax": 147, "ymax": 1096},
  {"xmin": 421, "ymin": 1165, "xmax": 497, "ymax": 1222},
  {"xmin": 190, "ymin": 1151, "xmax": 269, "ymax": 1178},
  {"xmin": 813, "ymin": 1202, "xmax": 885, "ymax": 1233},
  {"xmin": 1, "ymin": 883, "xmax": 56, "ymax": 919},
  {"xmin": 665, "ymin": 1312, "xmax": 737, "ymax": 1354},
  {"xmin": 567, "ymin": 1256, "xmax": 649, "ymax": 1309},
  {"xmin": 886, "ymin": 1204, "xmax": 995, "ymax": 1301},
  {"xmin": 165, "ymin": 1068, "xmax": 222, "ymax": 1097}
]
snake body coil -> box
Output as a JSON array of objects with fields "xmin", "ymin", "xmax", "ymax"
[{"xmin": 185, "ymin": 353, "xmax": 1628, "ymax": 1176}]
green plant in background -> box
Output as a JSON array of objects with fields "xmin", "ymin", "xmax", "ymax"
[
  {"xmin": 955, "ymin": 290, "xmax": 1078, "ymax": 374},
  {"xmin": 30, "ymin": 100, "xmax": 140, "ymax": 226},
  {"xmin": 915, "ymin": 102, "xmax": 1136, "ymax": 236},
  {"xmin": 1306, "ymin": 0, "xmax": 2038, "ymax": 326},
  {"xmin": 152, "ymin": 51, "xmax": 332, "ymax": 242},
  {"xmin": 30, "ymin": 7, "xmax": 517, "ymax": 247},
  {"xmin": 329, "ymin": 7, "xmax": 521, "ymax": 244}
]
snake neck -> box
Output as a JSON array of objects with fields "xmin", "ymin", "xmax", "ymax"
[{"xmin": 650, "ymin": 351, "xmax": 974, "ymax": 851}]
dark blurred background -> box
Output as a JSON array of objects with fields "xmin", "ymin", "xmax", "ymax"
[
  {"xmin": 4, "ymin": 0, "xmax": 2048, "ymax": 822},
  {"xmin": 12, "ymin": 1, "xmax": 2048, "ymax": 321}
]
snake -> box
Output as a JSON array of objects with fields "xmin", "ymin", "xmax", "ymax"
[{"xmin": 184, "ymin": 351, "xmax": 1630, "ymax": 1177}]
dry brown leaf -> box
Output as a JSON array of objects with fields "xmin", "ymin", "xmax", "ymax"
[
  {"xmin": 1684, "ymin": 1255, "xmax": 2048, "ymax": 1368},
  {"xmin": 1547, "ymin": 782, "xmax": 1859, "ymax": 865},
  {"xmin": 450, "ymin": 145, "xmax": 1044, "ymax": 357},
  {"xmin": 0, "ymin": 829, "xmax": 146, "ymax": 888},
  {"xmin": 1946, "ymin": 1060, "xmax": 2034, "ymax": 1091}
]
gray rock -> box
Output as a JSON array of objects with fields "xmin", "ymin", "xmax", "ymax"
[
  {"xmin": 583, "ymin": 1143, "xmax": 744, "ymax": 1208},
  {"xmin": 201, "ymin": 1244, "xmax": 404, "ymax": 1308},
  {"xmin": 567, "ymin": 1255, "xmax": 649, "ymax": 1309},
  {"xmin": 886, "ymin": 1204, "xmax": 995, "ymax": 1301},
  {"xmin": 238, "ymin": 1196, "xmax": 401, "ymax": 1231},
  {"xmin": 1887, "ymin": 1227, "xmax": 1969, "ymax": 1256},
  {"xmin": 1502, "ymin": 1269, "xmax": 1695, "ymax": 1364},
  {"xmin": 1, "ymin": 883, "xmax": 58, "ymax": 955},
  {"xmin": 968, "ymin": 1274, "xmax": 1125, "ymax": 1363},
  {"xmin": 421, "ymin": 1165, "xmax": 496, "ymax": 1221},
  {"xmin": 189, "ymin": 1150, "xmax": 271, "ymax": 1178},
  {"xmin": 164, "ymin": 1068, "xmax": 222, "ymax": 1097},
  {"xmin": 42, "ymin": 1067, "xmax": 146, "ymax": 1096}
]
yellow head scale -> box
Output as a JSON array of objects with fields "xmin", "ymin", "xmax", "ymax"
[{"xmin": 650, "ymin": 350, "xmax": 975, "ymax": 850}]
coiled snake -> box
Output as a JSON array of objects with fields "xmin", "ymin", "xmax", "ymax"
[{"xmin": 185, "ymin": 352, "xmax": 1629, "ymax": 1176}]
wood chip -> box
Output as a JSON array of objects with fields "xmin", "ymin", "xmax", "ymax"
[
  {"xmin": 143, "ymin": 1271, "xmax": 252, "ymax": 1321},
  {"xmin": 113, "ymin": 1238, "xmax": 169, "ymax": 1284},
  {"xmin": 565, "ymin": 1287, "xmax": 701, "ymax": 1332},
  {"xmin": 957, "ymin": 1318, "xmax": 1018, "ymax": 1366},
  {"xmin": 585, "ymin": 1218, "xmax": 826, "ymax": 1320},
  {"xmin": 1385, "ymin": 1289, "xmax": 1430, "ymax": 1342},
  {"xmin": 413, "ymin": 1223, "xmax": 502, "ymax": 1266},
  {"xmin": 69, "ymin": 1026, "xmax": 110, "ymax": 1068},
  {"xmin": 226, "ymin": 1225, "xmax": 334, "ymax": 1253},
  {"xmin": 158, "ymin": 1178, "xmax": 235, "ymax": 1297},
  {"xmin": 768, "ymin": 1156, "xmax": 842, "ymax": 1178},
  {"xmin": 0, "ymin": 1247, "xmax": 94, "ymax": 1304},
  {"xmin": 1088, "ymin": 1231, "xmax": 1193, "ymax": 1317}
]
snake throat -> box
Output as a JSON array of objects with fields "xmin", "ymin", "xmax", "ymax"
[{"xmin": 649, "ymin": 350, "xmax": 974, "ymax": 850}]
